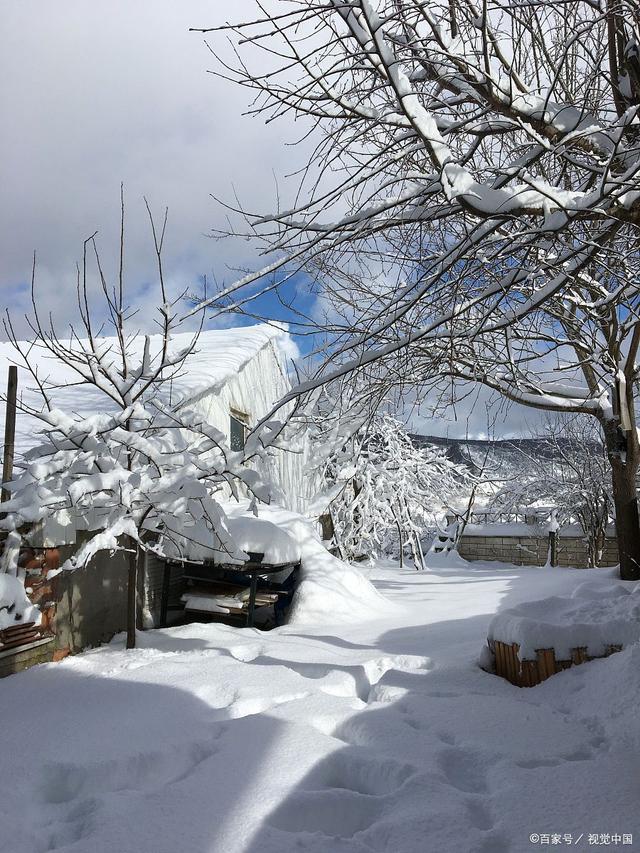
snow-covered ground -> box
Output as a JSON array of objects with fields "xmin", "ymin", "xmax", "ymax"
[{"xmin": 1, "ymin": 559, "xmax": 638, "ymax": 853}]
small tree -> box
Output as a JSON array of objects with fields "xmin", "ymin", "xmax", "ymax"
[{"xmin": 0, "ymin": 202, "xmax": 278, "ymax": 647}]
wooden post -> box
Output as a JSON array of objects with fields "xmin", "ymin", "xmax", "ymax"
[
  {"xmin": 548, "ymin": 530, "xmax": 558, "ymax": 567},
  {"xmin": 160, "ymin": 560, "xmax": 172, "ymax": 628},
  {"xmin": 319, "ymin": 513, "xmax": 335, "ymax": 542},
  {"xmin": 246, "ymin": 573, "xmax": 258, "ymax": 628},
  {"xmin": 126, "ymin": 540, "xmax": 140, "ymax": 649},
  {"xmin": 1, "ymin": 365, "xmax": 18, "ymax": 505}
]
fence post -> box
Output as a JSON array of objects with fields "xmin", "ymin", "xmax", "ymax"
[
  {"xmin": 548, "ymin": 529, "xmax": 558, "ymax": 567},
  {"xmin": 1, "ymin": 365, "xmax": 18, "ymax": 505}
]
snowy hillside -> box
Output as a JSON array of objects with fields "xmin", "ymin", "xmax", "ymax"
[{"xmin": 410, "ymin": 434, "xmax": 594, "ymax": 478}]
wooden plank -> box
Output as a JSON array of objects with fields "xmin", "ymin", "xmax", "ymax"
[
  {"xmin": 536, "ymin": 649, "xmax": 554, "ymax": 680},
  {"xmin": 505, "ymin": 643, "xmax": 516, "ymax": 684},
  {"xmin": 159, "ymin": 560, "xmax": 172, "ymax": 629},
  {"xmin": 512, "ymin": 643, "xmax": 521, "ymax": 685},
  {"xmin": 494, "ymin": 641, "xmax": 505, "ymax": 679},
  {"xmin": 512, "ymin": 646, "xmax": 521, "ymax": 684},
  {"xmin": 0, "ymin": 634, "xmax": 41, "ymax": 651},
  {"xmin": 521, "ymin": 659, "xmax": 532, "ymax": 687},
  {"xmin": 571, "ymin": 647, "xmax": 587, "ymax": 665},
  {"xmin": 502, "ymin": 643, "xmax": 511, "ymax": 681},
  {"xmin": 0, "ymin": 621, "xmax": 36, "ymax": 637},
  {"xmin": 0, "ymin": 626, "xmax": 39, "ymax": 639},
  {"xmin": 246, "ymin": 574, "xmax": 259, "ymax": 628},
  {"xmin": 1, "ymin": 628, "xmax": 40, "ymax": 640}
]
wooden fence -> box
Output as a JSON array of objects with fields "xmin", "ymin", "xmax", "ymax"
[{"xmin": 490, "ymin": 639, "xmax": 623, "ymax": 687}]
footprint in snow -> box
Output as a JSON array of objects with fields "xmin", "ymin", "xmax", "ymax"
[
  {"xmin": 267, "ymin": 751, "xmax": 416, "ymax": 839},
  {"xmin": 465, "ymin": 796, "xmax": 494, "ymax": 831},
  {"xmin": 438, "ymin": 747, "xmax": 490, "ymax": 794}
]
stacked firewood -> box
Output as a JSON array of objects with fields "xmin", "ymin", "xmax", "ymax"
[{"xmin": 0, "ymin": 621, "xmax": 43, "ymax": 652}]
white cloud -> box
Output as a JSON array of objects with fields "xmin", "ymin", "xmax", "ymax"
[{"xmin": 0, "ymin": 0, "xmax": 305, "ymax": 335}]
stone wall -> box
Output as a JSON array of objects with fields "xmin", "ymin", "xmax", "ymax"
[
  {"xmin": 0, "ymin": 545, "xmax": 129, "ymax": 678},
  {"xmin": 458, "ymin": 531, "xmax": 619, "ymax": 568}
]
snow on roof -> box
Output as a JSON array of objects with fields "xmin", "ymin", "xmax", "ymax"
[{"xmin": 0, "ymin": 323, "xmax": 292, "ymax": 457}]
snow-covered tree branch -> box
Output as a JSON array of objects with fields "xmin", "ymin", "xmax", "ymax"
[
  {"xmin": 490, "ymin": 416, "xmax": 614, "ymax": 567},
  {"xmin": 194, "ymin": 0, "xmax": 640, "ymax": 579},
  {"xmin": 0, "ymin": 201, "xmax": 286, "ymax": 648},
  {"xmin": 315, "ymin": 414, "xmax": 460, "ymax": 566}
]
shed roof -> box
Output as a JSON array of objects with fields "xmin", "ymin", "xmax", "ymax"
[{"xmin": 0, "ymin": 323, "xmax": 291, "ymax": 458}]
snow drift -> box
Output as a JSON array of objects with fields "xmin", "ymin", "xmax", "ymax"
[
  {"xmin": 0, "ymin": 573, "xmax": 41, "ymax": 631},
  {"xmin": 488, "ymin": 577, "xmax": 640, "ymax": 660}
]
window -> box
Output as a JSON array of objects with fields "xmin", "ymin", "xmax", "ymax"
[{"xmin": 229, "ymin": 411, "xmax": 249, "ymax": 451}]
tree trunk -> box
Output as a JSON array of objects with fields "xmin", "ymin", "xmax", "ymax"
[
  {"xmin": 610, "ymin": 460, "xmax": 640, "ymax": 580},
  {"xmin": 126, "ymin": 538, "xmax": 139, "ymax": 649},
  {"xmin": 319, "ymin": 512, "xmax": 335, "ymax": 543}
]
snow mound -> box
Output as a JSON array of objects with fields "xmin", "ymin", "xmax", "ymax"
[
  {"xmin": 227, "ymin": 503, "xmax": 395, "ymax": 625},
  {"xmin": 488, "ymin": 579, "xmax": 640, "ymax": 660},
  {"xmin": 425, "ymin": 549, "xmax": 469, "ymax": 569},
  {"xmin": 0, "ymin": 574, "xmax": 41, "ymax": 631},
  {"xmin": 225, "ymin": 511, "xmax": 301, "ymax": 565}
]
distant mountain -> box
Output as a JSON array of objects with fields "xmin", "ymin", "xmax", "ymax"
[{"xmin": 409, "ymin": 433, "xmax": 591, "ymax": 476}]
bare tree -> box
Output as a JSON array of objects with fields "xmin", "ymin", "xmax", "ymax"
[
  {"xmin": 0, "ymin": 200, "xmax": 281, "ymax": 648},
  {"xmin": 492, "ymin": 416, "xmax": 614, "ymax": 567},
  {"xmin": 191, "ymin": 0, "xmax": 640, "ymax": 578}
]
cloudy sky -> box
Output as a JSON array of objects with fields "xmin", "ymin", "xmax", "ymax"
[
  {"xmin": 0, "ymin": 1, "xmax": 542, "ymax": 438},
  {"xmin": 0, "ymin": 2, "xmax": 304, "ymax": 329}
]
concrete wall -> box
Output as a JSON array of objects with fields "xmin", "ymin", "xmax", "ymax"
[
  {"xmin": 458, "ymin": 532, "xmax": 619, "ymax": 568},
  {"xmin": 42, "ymin": 546, "xmax": 129, "ymax": 655}
]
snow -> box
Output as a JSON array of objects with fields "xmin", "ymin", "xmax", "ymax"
[
  {"xmin": 0, "ymin": 324, "xmax": 291, "ymax": 458},
  {"xmin": 180, "ymin": 594, "xmax": 237, "ymax": 614},
  {"xmin": 225, "ymin": 504, "xmax": 302, "ymax": 565},
  {"xmin": 0, "ymin": 559, "xmax": 638, "ymax": 853},
  {"xmin": 226, "ymin": 502, "xmax": 392, "ymax": 624},
  {"xmin": 463, "ymin": 522, "xmax": 542, "ymax": 537},
  {"xmin": 488, "ymin": 577, "xmax": 640, "ymax": 660},
  {"xmin": 0, "ymin": 572, "xmax": 41, "ymax": 631}
]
